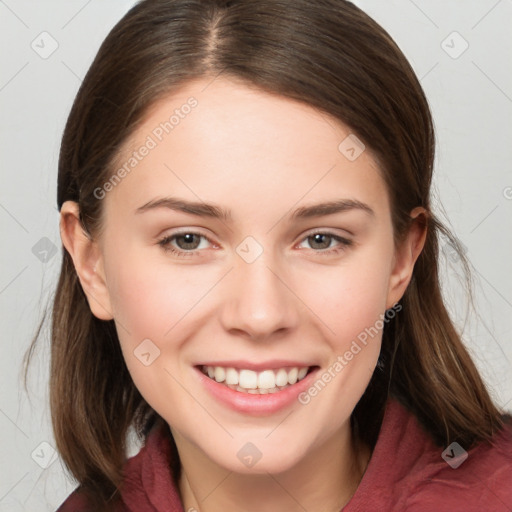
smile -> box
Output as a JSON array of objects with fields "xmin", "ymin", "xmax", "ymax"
[{"xmin": 201, "ymin": 365, "xmax": 310, "ymax": 394}]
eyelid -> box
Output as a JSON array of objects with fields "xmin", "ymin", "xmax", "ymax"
[
  {"xmin": 156, "ymin": 228, "xmax": 217, "ymax": 246},
  {"xmin": 157, "ymin": 227, "xmax": 354, "ymax": 257},
  {"xmin": 156, "ymin": 229, "xmax": 217, "ymax": 256},
  {"xmin": 296, "ymin": 227, "xmax": 353, "ymax": 244},
  {"xmin": 156, "ymin": 226, "xmax": 213, "ymax": 239},
  {"xmin": 302, "ymin": 225, "xmax": 355, "ymax": 238},
  {"xmin": 301, "ymin": 227, "xmax": 353, "ymax": 239}
]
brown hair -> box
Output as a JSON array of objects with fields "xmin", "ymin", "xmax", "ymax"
[{"xmin": 25, "ymin": 0, "xmax": 510, "ymax": 508}]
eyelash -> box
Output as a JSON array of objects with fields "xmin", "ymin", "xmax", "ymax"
[
  {"xmin": 157, "ymin": 231, "xmax": 213, "ymax": 258},
  {"xmin": 157, "ymin": 229, "xmax": 353, "ymax": 258}
]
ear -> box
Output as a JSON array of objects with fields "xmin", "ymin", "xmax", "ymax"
[
  {"xmin": 59, "ymin": 201, "xmax": 114, "ymax": 320},
  {"xmin": 386, "ymin": 207, "xmax": 427, "ymax": 309}
]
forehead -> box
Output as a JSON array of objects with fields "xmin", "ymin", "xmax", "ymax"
[{"xmin": 105, "ymin": 77, "xmax": 388, "ymax": 221}]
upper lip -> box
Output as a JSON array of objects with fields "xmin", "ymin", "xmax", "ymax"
[{"xmin": 195, "ymin": 360, "xmax": 316, "ymax": 371}]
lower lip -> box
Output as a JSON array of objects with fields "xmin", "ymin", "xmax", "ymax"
[{"xmin": 194, "ymin": 367, "xmax": 319, "ymax": 415}]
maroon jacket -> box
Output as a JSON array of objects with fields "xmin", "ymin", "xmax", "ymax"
[{"xmin": 58, "ymin": 397, "xmax": 512, "ymax": 511}]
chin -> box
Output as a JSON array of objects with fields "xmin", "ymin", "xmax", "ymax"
[{"xmin": 204, "ymin": 435, "xmax": 314, "ymax": 475}]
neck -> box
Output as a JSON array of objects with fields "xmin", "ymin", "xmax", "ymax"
[{"xmin": 175, "ymin": 424, "xmax": 371, "ymax": 512}]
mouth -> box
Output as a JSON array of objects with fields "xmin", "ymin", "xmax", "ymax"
[
  {"xmin": 199, "ymin": 365, "xmax": 314, "ymax": 394},
  {"xmin": 194, "ymin": 362, "xmax": 320, "ymax": 415}
]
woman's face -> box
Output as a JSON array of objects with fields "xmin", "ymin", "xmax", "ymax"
[{"xmin": 80, "ymin": 77, "xmax": 416, "ymax": 473}]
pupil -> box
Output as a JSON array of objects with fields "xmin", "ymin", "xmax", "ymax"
[
  {"xmin": 178, "ymin": 233, "xmax": 199, "ymax": 250},
  {"xmin": 311, "ymin": 234, "xmax": 330, "ymax": 249}
]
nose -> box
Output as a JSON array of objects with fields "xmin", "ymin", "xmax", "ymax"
[{"xmin": 219, "ymin": 250, "xmax": 300, "ymax": 341}]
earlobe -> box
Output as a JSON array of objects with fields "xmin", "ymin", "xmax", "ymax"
[
  {"xmin": 59, "ymin": 201, "xmax": 114, "ymax": 321},
  {"xmin": 386, "ymin": 207, "xmax": 428, "ymax": 309}
]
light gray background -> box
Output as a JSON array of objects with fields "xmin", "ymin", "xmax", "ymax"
[{"xmin": 1, "ymin": 1, "xmax": 511, "ymax": 510}]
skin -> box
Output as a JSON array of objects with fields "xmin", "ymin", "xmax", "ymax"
[{"xmin": 60, "ymin": 77, "xmax": 426, "ymax": 511}]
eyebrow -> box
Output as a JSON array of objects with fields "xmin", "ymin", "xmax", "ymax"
[
  {"xmin": 291, "ymin": 199, "xmax": 374, "ymax": 219},
  {"xmin": 135, "ymin": 196, "xmax": 374, "ymax": 220},
  {"xmin": 135, "ymin": 197, "xmax": 231, "ymax": 220}
]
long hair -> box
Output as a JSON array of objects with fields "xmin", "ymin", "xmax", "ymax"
[{"xmin": 25, "ymin": 0, "xmax": 509, "ymax": 507}]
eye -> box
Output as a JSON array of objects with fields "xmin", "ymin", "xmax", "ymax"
[
  {"xmin": 157, "ymin": 231, "xmax": 213, "ymax": 257},
  {"xmin": 297, "ymin": 231, "xmax": 353, "ymax": 255},
  {"xmin": 157, "ymin": 229, "xmax": 352, "ymax": 258}
]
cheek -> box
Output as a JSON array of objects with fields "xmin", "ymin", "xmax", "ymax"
[
  {"xmin": 102, "ymin": 246, "xmax": 232, "ymax": 391},
  {"xmin": 293, "ymin": 259, "xmax": 392, "ymax": 429},
  {"xmin": 296, "ymin": 244, "xmax": 394, "ymax": 411},
  {"xmin": 105, "ymin": 248, "xmax": 210, "ymax": 340},
  {"xmin": 305, "ymin": 251, "xmax": 393, "ymax": 347},
  {"xmin": 103, "ymin": 250, "xmax": 206, "ymax": 406}
]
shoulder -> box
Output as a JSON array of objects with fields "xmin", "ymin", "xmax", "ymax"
[
  {"xmin": 56, "ymin": 488, "xmax": 91, "ymax": 512},
  {"xmin": 56, "ymin": 486, "xmax": 130, "ymax": 512},
  {"xmin": 345, "ymin": 397, "xmax": 512, "ymax": 512},
  {"xmin": 56, "ymin": 419, "xmax": 182, "ymax": 511},
  {"xmin": 404, "ymin": 416, "xmax": 512, "ymax": 511}
]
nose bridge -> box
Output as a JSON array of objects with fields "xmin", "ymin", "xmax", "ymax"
[{"xmin": 220, "ymin": 241, "xmax": 299, "ymax": 338}]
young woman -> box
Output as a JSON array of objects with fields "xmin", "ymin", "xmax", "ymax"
[{"xmin": 27, "ymin": 0, "xmax": 512, "ymax": 510}]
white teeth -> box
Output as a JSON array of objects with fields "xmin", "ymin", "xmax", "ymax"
[
  {"xmin": 202, "ymin": 365, "xmax": 310, "ymax": 394},
  {"xmin": 288, "ymin": 367, "xmax": 298, "ymax": 385},
  {"xmin": 275, "ymin": 368, "xmax": 288, "ymax": 387},
  {"xmin": 258, "ymin": 370, "xmax": 275, "ymax": 390},
  {"xmin": 214, "ymin": 366, "xmax": 225, "ymax": 383},
  {"xmin": 225, "ymin": 367, "xmax": 239, "ymax": 385},
  {"xmin": 239, "ymin": 369, "xmax": 258, "ymax": 389}
]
